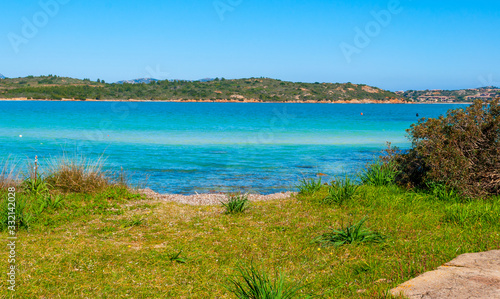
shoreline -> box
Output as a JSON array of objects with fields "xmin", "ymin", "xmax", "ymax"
[
  {"xmin": 0, "ymin": 97, "xmax": 472, "ymax": 104},
  {"xmin": 138, "ymin": 188, "xmax": 295, "ymax": 206}
]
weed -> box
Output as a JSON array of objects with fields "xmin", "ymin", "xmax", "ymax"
[
  {"xmin": 168, "ymin": 250, "xmax": 187, "ymax": 263},
  {"xmin": 297, "ymin": 178, "xmax": 323, "ymax": 195},
  {"xmin": 221, "ymin": 193, "xmax": 250, "ymax": 214},
  {"xmin": 313, "ymin": 217, "xmax": 385, "ymax": 247},
  {"xmin": 322, "ymin": 176, "xmax": 358, "ymax": 205},
  {"xmin": 225, "ymin": 263, "xmax": 306, "ymax": 299}
]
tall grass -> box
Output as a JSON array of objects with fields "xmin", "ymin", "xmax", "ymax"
[
  {"xmin": 45, "ymin": 155, "xmax": 110, "ymax": 193},
  {"xmin": 225, "ymin": 263, "xmax": 307, "ymax": 299},
  {"xmin": 322, "ymin": 176, "xmax": 358, "ymax": 205},
  {"xmin": 297, "ymin": 178, "xmax": 322, "ymax": 195},
  {"xmin": 360, "ymin": 161, "xmax": 399, "ymax": 186},
  {"xmin": 0, "ymin": 157, "xmax": 19, "ymax": 190}
]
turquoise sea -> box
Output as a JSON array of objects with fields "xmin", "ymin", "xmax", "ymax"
[{"xmin": 0, "ymin": 101, "xmax": 468, "ymax": 194}]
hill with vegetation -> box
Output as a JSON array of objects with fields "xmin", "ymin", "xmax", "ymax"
[{"xmin": 0, "ymin": 75, "xmax": 402, "ymax": 102}]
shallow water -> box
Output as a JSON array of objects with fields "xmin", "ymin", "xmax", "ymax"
[{"xmin": 0, "ymin": 101, "xmax": 467, "ymax": 194}]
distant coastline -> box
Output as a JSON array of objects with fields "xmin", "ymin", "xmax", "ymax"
[{"xmin": 0, "ymin": 97, "xmax": 471, "ymax": 104}]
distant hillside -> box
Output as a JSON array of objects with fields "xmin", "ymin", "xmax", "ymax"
[
  {"xmin": 0, "ymin": 74, "xmax": 5, "ymax": 79},
  {"xmin": 396, "ymin": 87, "xmax": 500, "ymax": 102},
  {"xmin": 0, "ymin": 75, "xmax": 402, "ymax": 102}
]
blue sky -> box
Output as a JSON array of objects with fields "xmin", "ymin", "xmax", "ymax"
[{"xmin": 1, "ymin": 0, "xmax": 499, "ymax": 91}]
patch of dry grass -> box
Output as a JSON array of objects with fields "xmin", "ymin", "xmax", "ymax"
[
  {"xmin": 45, "ymin": 155, "xmax": 110, "ymax": 193},
  {"xmin": 0, "ymin": 156, "xmax": 19, "ymax": 190}
]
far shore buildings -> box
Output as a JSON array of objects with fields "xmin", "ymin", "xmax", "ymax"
[{"xmin": 401, "ymin": 87, "xmax": 500, "ymax": 103}]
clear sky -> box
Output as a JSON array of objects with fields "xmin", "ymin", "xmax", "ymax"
[{"xmin": 1, "ymin": 0, "xmax": 499, "ymax": 91}]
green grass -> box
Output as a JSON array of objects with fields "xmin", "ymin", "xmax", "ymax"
[
  {"xmin": 221, "ymin": 193, "xmax": 250, "ymax": 214},
  {"xmin": 1, "ymin": 178, "xmax": 499, "ymax": 298}
]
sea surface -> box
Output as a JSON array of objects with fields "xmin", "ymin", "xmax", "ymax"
[{"xmin": 0, "ymin": 101, "xmax": 468, "ymax": 194}]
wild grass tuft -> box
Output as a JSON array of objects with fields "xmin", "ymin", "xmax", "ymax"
[
  {"xmin": 221, "ymin": 192, "xmax": 250, "ymax": 214},
  {"xmin": 322, "ymin": 176, "xmax": 358, "ymax": 205},
  {"xmin": 360, "ymin": 161, "xmax": 399, "ymax": 186},
  {"xmin": 297, "ymin": 177, "xmax": 323, "ymax": 195},
  {"xmin": 45, "ymin": 155, "xmax": 110, "ymax": 193},
  {"xmin": 313, "ymin": 217, "xmax": 385, "ymax": 247},
  {"xmin": 224, "ymin": 263, "xmax": 307, "ymax": 299}
]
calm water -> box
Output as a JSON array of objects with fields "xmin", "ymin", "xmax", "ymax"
[{"xmin": 0, "ymin": 101, "xmax": 467, "ymax": 194}]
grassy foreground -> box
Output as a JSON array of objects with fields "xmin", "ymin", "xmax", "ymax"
[{"xmin": 1, "ymin": 181, "xmax": 499, "ymax": 298}]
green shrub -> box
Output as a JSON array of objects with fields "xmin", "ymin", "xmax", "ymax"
[
  {"xmin": 297, "ymin": 178, "xmax": 323, "ymax": 195},
  {"xmin": 360, "ymin": 161, "xmax": 399, "ymax": 186},
  {"xmin": 388, "ymin": 99, "xmax": 500, "ymax": 198},
  {"xmin": 313, "ymin": 217, "xmax": 385, "ymax": 247},
  {"xmin": 221, "ymin": 193, "xmax": 250, "ymax": 214},
  {"xmin": 322, "ymin": 176, "xmax": 358, "ymax": 205},
  {"xmin": 225, "ymin": 263, "xmax": 306, "ymax": 299}
]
